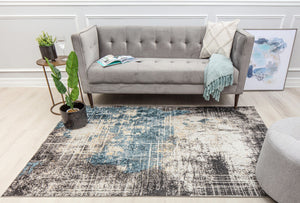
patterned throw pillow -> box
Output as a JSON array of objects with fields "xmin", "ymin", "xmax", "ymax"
[{"xmin": 200, "ymin": 19, "xmax": 240, "ymax": 59}]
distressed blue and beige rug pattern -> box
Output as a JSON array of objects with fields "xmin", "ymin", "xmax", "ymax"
[{"xmin": 3, "ymin": 106, "xmax": 267, "ymax": 197}]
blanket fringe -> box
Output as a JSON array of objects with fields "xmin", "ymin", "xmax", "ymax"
[{"xmin": 203, "ymin": 74, "xmax": 233, "ymax": 102}]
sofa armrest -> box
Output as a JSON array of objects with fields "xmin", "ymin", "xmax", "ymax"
[
  {"xmin": 230, "ymin": 29, "xmax": 254, "ymax": 94},
  {"xmin": 71, "ymin": 25, "xmax": 99, "ymax": 93}
]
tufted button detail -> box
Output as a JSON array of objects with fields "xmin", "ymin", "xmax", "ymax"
[
  {"xmin": 186, "ymin": 61, "xmax": 190, "ymax": 64},
  {"xmin": 155, "ymin": 40, "xmax": 158, "ymax": 43},
  {"xmin": 170, "ymin": 61, "xmax": 174, "ymax": 63},
  {"xmin": 140, "ymin": 40, "xmax": 143, "ymax": 43}
]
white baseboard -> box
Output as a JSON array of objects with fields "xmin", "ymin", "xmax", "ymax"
[
  {"xmin": 285, "ymin": 77, "xmax": 300, "ymax": 88},
  {"xmin": 0, "ymin": 68, "xmax": 67, "ymax": 87},
  {"xmin": 0, "ymin": 76, "xmax": 299, "ymax": 88},
  {"xmin": 0, "ymin": 67, "xmax": 299, "ymax": 88},
  {"xmin": 0, "ymin": 78, "xmax": 68, "ymax": 87}
]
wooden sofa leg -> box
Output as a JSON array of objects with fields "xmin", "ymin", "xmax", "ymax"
[
  {"xmin": 87, "ymin": 93, "xmax": 94, "ymax": 108},
  {"xmin": 234, "ymin": 94, "xmax": 240, "ymax": 109}
]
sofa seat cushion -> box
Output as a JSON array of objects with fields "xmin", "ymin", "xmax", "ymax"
[{"xmin": 87, "ymin": 58, "xmax": 239, "ymax": 84}]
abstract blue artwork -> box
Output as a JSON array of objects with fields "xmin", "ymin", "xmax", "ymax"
[{"xmin": 244, "ymin": 29, "xmax": 296, "ymax": 90}]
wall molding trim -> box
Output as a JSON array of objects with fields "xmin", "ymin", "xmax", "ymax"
[
  {"xmin": 288, "ymin": 67, "xmax": 300, "ymax": 72},
  {"xmin": 1, "ymin": 0, "xmax": 300, "ymax": 6},
  {"xmin": 285, "ymin": 77, "xmax": 300, "ymax": 88},
  {"xmin": 0, "ymin": 68, "xmax": 66, "ymax": 73},
  {"xmin": 0, "ymin": 14, "xmax": 77, "ymax": 19},
  {"xmin": 0, "ymin": 78, "xmax": 68, "ymax": 87},
  {"xmin": 1, "ymin": 68, "xmax": 299, "ymax": 87},
  {"xmin": 2, "ymin": 67, "xmax": 298, "ymax": 74},
  {"xmin": 290, "ymin": 15, "xmax": 300, "ymax": 27},
  {"xmin": 0, "ymin": 14, "xmax": 80, "ymax": 31},
  {"xmin": 85, "ymin": 14, "xmax": 208, "ymax": 26},
  {"xmin": 216, "ymin": 15, "xmax": 286, "ymax": 28},
  {"xmin": 1, "ymin": 77, "xmax": 298, "ymax": 88}
]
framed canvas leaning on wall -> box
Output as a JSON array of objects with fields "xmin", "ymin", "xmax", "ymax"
[{"xmin": 244, "ymin": 29, "xmax": 297, "ymax": 90}]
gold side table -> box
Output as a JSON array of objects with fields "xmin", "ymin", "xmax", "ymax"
[{"xmin": 36, "ymin": 56, "xmax": 84, "ymax": 115}]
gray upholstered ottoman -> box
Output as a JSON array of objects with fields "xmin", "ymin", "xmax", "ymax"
[{"xmin": 256, "ymin": 117, "xmax": 300, "ymax": 203}]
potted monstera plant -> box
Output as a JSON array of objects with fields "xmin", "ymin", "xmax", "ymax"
[
  {"xmin": 46, "ymin": 51, "xmax": 87, "ymax": 129},
  {"xmin": 36, "ymin": 31, "xmax": 57, "ymax": 61}
]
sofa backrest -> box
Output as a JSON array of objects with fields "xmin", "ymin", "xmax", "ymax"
[{"xmin": 97, "ymin": 26, "xmax": 206, "ymax": 59}]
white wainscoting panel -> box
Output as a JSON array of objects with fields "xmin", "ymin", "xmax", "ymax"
[
  {"xmin": 0, "ymin": 15, "xmax": 78, "ymax": 69},
  {"xmin": 1, "ymin": 1, "xmax": 300, "ymax": 6},
  {"xmin": 290, "ymin": 15, "xmax": 300, "ymax": 67},
  {"xmin": 286, "ymin": 70, "xmax": 300, "ymax": 88},
  {"xmin": 0, "ymin": 1, "xmax": 299, "ymax": 88},
  {"xmin": 85, "ymin": 15, "xmax": 208, "ymax": 26},
  {"xmin": 216, "ymin": 15, "xmax": 286, "ymax": 28},
  {"xmin": 285, "ymin": 15, "xmax": 300, "ymax": 87}
]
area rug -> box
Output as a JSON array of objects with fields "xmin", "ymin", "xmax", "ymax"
[{"xmin": 3, "ymin": 106, "xmax": 267, "ymax": 197}]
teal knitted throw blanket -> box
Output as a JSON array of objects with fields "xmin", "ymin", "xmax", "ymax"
[{"xmin": 203, "ymin": 54, "xmax": 234, "ymax": 102}]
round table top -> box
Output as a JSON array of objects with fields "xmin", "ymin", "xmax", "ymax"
[{"xmin": 36, "ymin": 56, "xmax": 68, "ymax": 66}]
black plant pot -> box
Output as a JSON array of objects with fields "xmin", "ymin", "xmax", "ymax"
[
  {"xmin": 39, "ymin": 45, "xmax": 57, "ymax": 61},
  {"xmin": 60, "ymin": 102, "xmax": 88, "ymax": 129}
]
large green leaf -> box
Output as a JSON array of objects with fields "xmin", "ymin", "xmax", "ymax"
[
  {"xmin": 52, "ymin": 66, "xmax": 61, "ymax": 80},
  {"xmin": 45, "ymin": 57, "xmax": 61, "ymax": 79},
  {"xmin": 70, "ymin": 86, "xmax": 79, "ymax": 102},
  {"xmin": 66, "ymin": 51, "xmax": 79, "ymax": 88},
  {"xmin": 52, "ymin": 76, "xmax": 66, "ymax": 94},
  {"xmin": 51, "ymin": 73, "xmax": 59, "ymax": 81},
  {"xmin": 67, "ymin": 72, "xmax": 78, "ymax": 88},
  {"xmin": 66, "ymin": 51, "xmax": 78, "ymax": 75},
  {"xmin": 65, "ymin": 95, "xmax": 73, "ymax": 109}
]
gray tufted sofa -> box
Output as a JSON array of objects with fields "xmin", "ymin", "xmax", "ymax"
[{"xmin": 71, "ymin": 25, "xmax": 254, "ymax": 107}]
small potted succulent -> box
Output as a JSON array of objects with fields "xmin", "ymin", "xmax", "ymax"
[
  {"xmin": 46, "ymin": 51, "xmax": 87, "ymax": 129},
  {"xmin": 36, "ymin": 31, "xmax": 57, "ymax": 61}
]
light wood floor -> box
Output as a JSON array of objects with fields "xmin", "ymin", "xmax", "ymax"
[{"xmin": 0, "ymin": 87, "xmax": 299, "ymax": 203}]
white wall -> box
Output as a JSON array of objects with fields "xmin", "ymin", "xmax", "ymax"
[{"xmin": 0, "ymin": 0, "xmax": 299, "ymax": 87}]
